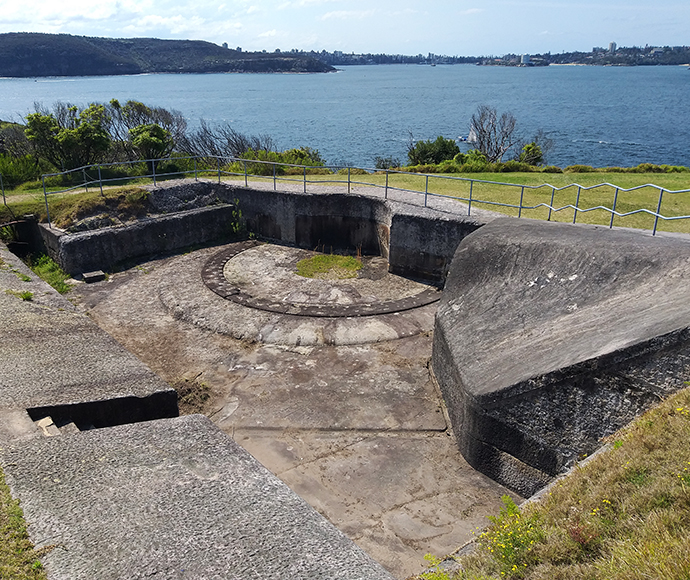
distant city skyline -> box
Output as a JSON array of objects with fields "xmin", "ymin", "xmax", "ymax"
[{"xmin": 1, "ymin": 0, "xmax": 687, "ymax": 57}]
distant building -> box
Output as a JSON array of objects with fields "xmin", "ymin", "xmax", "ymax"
[
  {"xmin": 521, "ymin": 54, "xmax": 531, "ymax": 65},
  {"xmin": 608, "ymin": 42, "xmax": 617, "ymax": 54},
  {"xmin": 222, "ymin": 42, "xmax": 228, "ymax": 49}
]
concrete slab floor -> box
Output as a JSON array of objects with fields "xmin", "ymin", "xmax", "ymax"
[{"xmin": 69, "ymin": 243, "xmax": 518, "ymax": 579}]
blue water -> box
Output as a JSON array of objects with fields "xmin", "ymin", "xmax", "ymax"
[{"xmin": 1, "ymin": 65, "xmax": 689, "ymax": 168}]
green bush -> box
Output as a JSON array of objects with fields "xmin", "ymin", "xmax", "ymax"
[
  {"xmin": 497, "ymin": 160, "xmax": 535, "ymax": 173},
  {"xmin": 540, "ymin": 165, "xmax": 563, "ymax": 173},
  {"xmin": 437, "ymin": 159, "xmax": 462, "ymax": 173},
  {"xmin": 0, "ymin": 155, "xmax": 42, "ymax": 187},
  {"xmin": 407, "ymin": 136, "xmax": 460, "ymax": 165},
  {"xmin": 565, "ymin": 164, "xmax": 596, "ymax": 173},
  {"xmin": 634, "ymin": 163, "xmax": 666, "ymax": 173}
]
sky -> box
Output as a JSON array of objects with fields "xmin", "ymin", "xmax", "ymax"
[{"xmin": 0, "ymin": 0, "xmax": 688, "ymax": 56}]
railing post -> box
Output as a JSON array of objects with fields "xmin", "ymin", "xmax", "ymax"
[
  {"xmin": 98, "ymin": 166, "xmax": 103, "ymax": 197},
  {"xmin": 83, "ymin": 168, "xmax": 88, "ymax": 193},
  {"xmin": 573, "ymin": 186, "xmax": 582, "ymax": 224},
  {"xmin": 304, "ymin": 166, "xmax": 307, "ymax": 194},
  {"xmin": 518, "ymin": 186, "xmax": 525, "ymax": 218},
  {"xmin": 548, "ymin": 187, "xmax": 555, "ymax": 221},
  {"xmin": 152, "ymin": 161, "xmax": 156, "ymax": 186},
  {"xmin": 424, "ymin": 175, "xmax": 429, "ymax": 207},
  {"xmin": 385, "ymin": 170, "xmax": 389, "ymax": 199},
  {"xmin": 609, "ymin": 187, "xmax": 619, "ymax": 228},
  {"xmin": 653, "ymin": 187, "xmax": 664, "ymax": 236},
  {"xmin": 194, "ymin": 158, "xmax": 198, "ymax": 181},
  {"xmin": 273, "ymin": 163, "xmax": 276, "ymax": 191},
  {"xmin": 42, "ymin": 176, "xmax": 51, "ymax": 229},
  {"xmin": 243, "ymin": 160, "xmax": 248, "ymax": 187},
  {"xmin": 220, "ymin": 158, "xmax": 223, "ymax": 184},
  {"xmin": 1, "ymin": 173, "xmax": 5, "ymax": 207},
  {"xmin": 347, "ymin": 167, "xmax": 351, "ymax": 195},
  {"xmin": 468, "ymin": 180, "xmax": 473, "ymax": 216}
]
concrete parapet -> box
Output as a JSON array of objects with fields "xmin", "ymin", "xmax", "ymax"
[
  {"xmin": 34, "ymin": 180, "xmax": 497, "ymax": 282},
  {"xmin": 39, "ymin": 204, "xmax": 240, "ymax": 275},
  {"xmin": 1, "ymin": 415, "xmax": 395, "ymax": 580},
  {"xmin": 432, "ymin": 219, "xmax": 690, "ymax": 496}
]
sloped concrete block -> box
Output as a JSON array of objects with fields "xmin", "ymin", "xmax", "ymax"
[
  {"xmin": 1, "ymin": 415, "xmax": 395, "ymax": 580},
  {"xmin": 433, "ymin": 219, "xmax": 690, "ymax": 495}
]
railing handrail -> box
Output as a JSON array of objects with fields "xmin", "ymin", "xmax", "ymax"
[{"xmin": 11, "ymin": 154, "xmax": 689, "ymax": 236}]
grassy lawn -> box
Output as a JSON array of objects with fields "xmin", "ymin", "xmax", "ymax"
[{"xmin": 415, "ymin": 386, "xmax": 690, "ymax": 580}]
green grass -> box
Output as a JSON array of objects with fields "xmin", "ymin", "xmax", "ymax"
[
  {"xmin": 0, "ymin": 468, "xmax": 48, "ymax": 580},
  {"xmin": 4, "ymin": 289, "xmax": 33, "ymax": 301},
  {"xmin": 230, "ymin": 171, "xmax": 690, "ymax": 234},
  {"xmin": 27, "ymin": 255, "xmax": 71, "ymax": 294},
  {"xmin": 296, "ymin": 254, "xmax": 363, "ymax": 279},
  {"xmin": 416, "ymin": 387, "xmax": 690, "ymax": 580}
]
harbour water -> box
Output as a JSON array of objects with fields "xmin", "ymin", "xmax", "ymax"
[{"xmin": 0, "ymin": 64, "xmax": 689, "ymax": 168}]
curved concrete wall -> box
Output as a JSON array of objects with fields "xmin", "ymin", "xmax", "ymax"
[
  {"xmin": 432, "ymin": 218, "xmax": 690, "ymax": 496},
  {"xmin": 36, "ymin": 180, "xmax": 492, "ymax": 282}
]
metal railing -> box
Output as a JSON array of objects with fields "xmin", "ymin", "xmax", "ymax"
[{"xmin": 17, "ymin": 155, "xmax": 690, "ymax": 235}]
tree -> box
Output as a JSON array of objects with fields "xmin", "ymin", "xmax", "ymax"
[
  {"xmin": 407, "ymin": 135, "xmax": 459, "ymax": 165},
  {"xmin": 129, "ymin": 123, "xmax": 174, "ymax": 170},
  {"xmin": 107, "ymin": 99, "xmax": 186, "ymax": 161},
  {"xmin": 469, "ymin": 105, "xmax": 518, "ymax": 163},
  {"xmin": 179, "ymin": 119, "xmax": 276, "ymax": 160},
  {"xmin": 514, "ymin": 130, "xmax": 553, "ymax": 166},
  {"xmin": 517, "ymin": 142, "xmax": 544, "ymax": 166},
  {"xmin": 25, "ymin": 103, "xmax": 111, "ymax": 170}
]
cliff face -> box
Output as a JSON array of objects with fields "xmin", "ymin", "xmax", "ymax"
[{"xmin": 0, "ymin": 33, "xmax": 335, "ymax": 76}]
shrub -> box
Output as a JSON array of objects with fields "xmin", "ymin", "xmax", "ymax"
[
  {"xmin": 0, "ymin": 154, "xmax": 42, "ymax": 187},
  {"xmin": 497, "ymin": 160, "xmax": 535, "ymax": 173},
  {"xmin": 635, "ymin": 163, "xmax": 666, "ymax": 173},
  {"xmin": 565, "ymin": 164, "xmax": 596, "ymax": 173},
  {"xmin": 436, "ymin": 159, "xmax": 462, "ymax": 173},
  {"xmin": 374, "ymin": 156, "xmax": 401, "ymax": 170},
  {"xmin": 407, "ymin": 136, "xmax": 460, "ymax": 165},
  {"xmin": 540, "ymin": 165, "xmax": 563, "ymax": 173}
]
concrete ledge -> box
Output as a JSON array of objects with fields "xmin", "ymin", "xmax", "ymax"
[
  {"xmin": 0, "ymin": 241, "xmax": 177, "ymax": 444},
  {"xmin": 1, "ymin": 415, "xmax": 395, "ymax": 580},
  {"xmin": 432, "ymin": 219, "xmax": 690, "ymax": 495}
]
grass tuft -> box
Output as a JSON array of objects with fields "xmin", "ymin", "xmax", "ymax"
[
  {"xmin": 296, "ymin": 254, "xmax": 363, "ymax": 279},
  {"xmin": 27, "ymin": 255, "xmax": 71, "ymax": 294},
  {"xmin": 0, "ymin": 468, "xmax": 48, "ymax": 580}
]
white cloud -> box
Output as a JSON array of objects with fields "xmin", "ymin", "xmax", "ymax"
[
  {"xmin": 258, "ymin": 29, "xmax": 277, "ymax": 37},
  {"xmin": 320, "ymin": 10, "xmax": 376, "ymax": 21}
]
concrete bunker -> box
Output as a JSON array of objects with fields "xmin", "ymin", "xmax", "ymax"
[
  {"xmin": 432, "ymin": 218, "xmax": 690, "ymax": 496},
  {"xmin": 34, "ymin": 180, "xmax": 490, "ymax": 284}
]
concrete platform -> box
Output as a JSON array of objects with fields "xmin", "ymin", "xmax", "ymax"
[
  {"xmin": 433, "ymin": 218, "xmax": 690, "ymax": 495},
  {"xmin": 159, "ymin": 247, "xmax": 438, "ymax": 346},
  {"xmin": 70, "ymin": 243, "xmax": 518, "ymax": 578},
  {"xmin": 1, "ymin": 415, "xmax": 395, "ymax": 580}
]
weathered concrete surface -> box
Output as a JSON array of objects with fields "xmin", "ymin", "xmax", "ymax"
[
  {"xmin": 38, "ymin": 204, "xmax": 240, "ymax": 275},
  {"xmin": 159, "ymin": 246, "xmax": 438, "ymax": 346},
  {"xmin": 433, "ymin": 218, "xmax": 690, "ymax": 496},
  {"xmin": 0, "ymin": 244, "xmax": 177, "ymax": 435},
  {"xmin": 1, "ymin": 415, "xmax": 395, "ymax": 580},
  {"xmin": 69, "ymin": 244, "xmax": 518, "ymax": 578}
]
